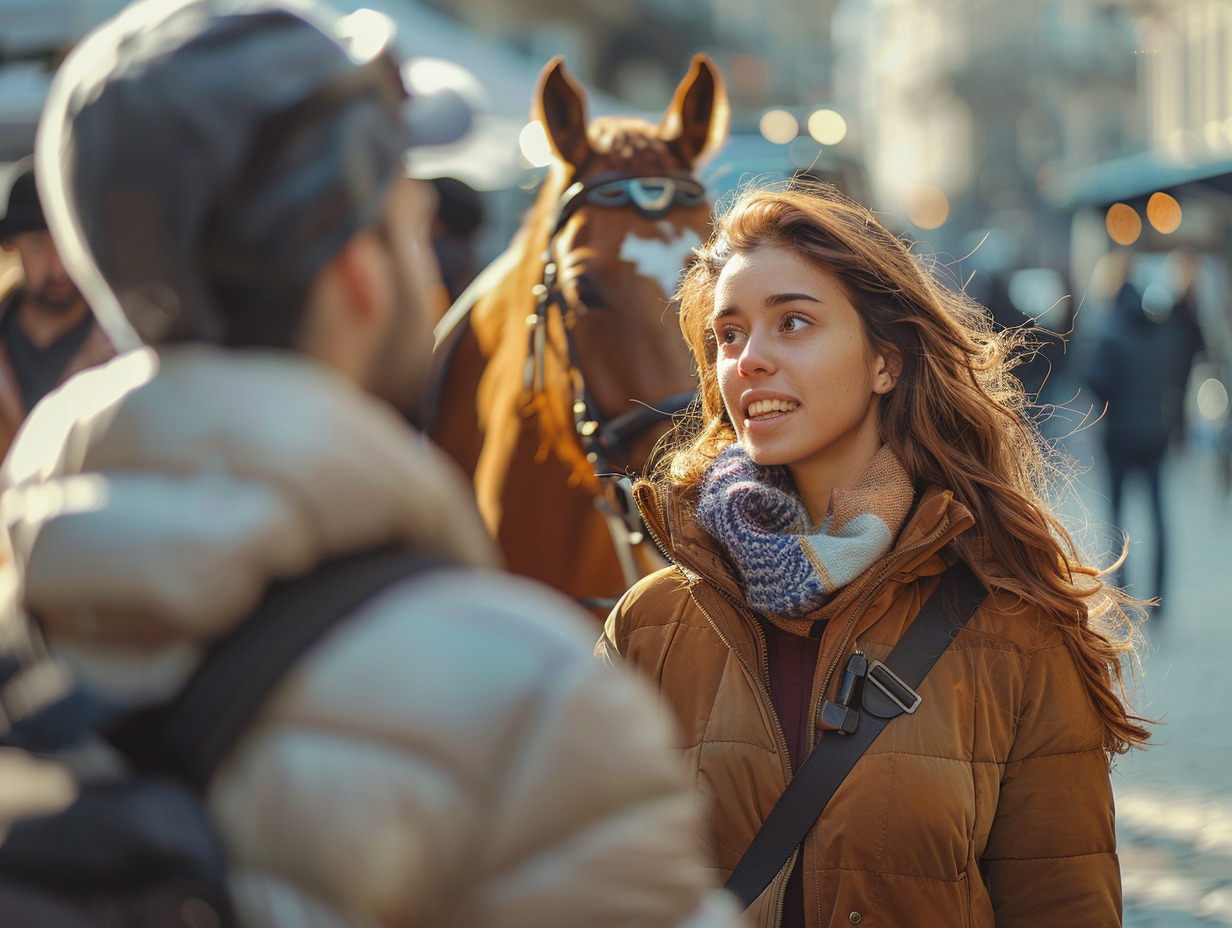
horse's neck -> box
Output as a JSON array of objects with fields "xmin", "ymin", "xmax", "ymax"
[{"xmin": 469, "ymin": 200, "xmax": 557, "ymax": 353}]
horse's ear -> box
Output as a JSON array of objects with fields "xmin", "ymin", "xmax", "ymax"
[
  {"xmin": 660, "ymin": 53, "xmax": 730, "ymax": 168},
  {"xmin": 534, "ymin": 56, "xmax": 592, "ymax": 170}
]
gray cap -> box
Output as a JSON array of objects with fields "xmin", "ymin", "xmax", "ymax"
[{"xmin": 36, "ymin": 0, "xmax": 473, "ymax": 349}]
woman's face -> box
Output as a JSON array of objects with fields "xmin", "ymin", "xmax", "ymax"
[{"xmin": 711, "ymin": 245, "xmax": 897, "ymax": 507}]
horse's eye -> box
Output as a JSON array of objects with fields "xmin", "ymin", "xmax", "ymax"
[{"xmin": 573, "ymin": 275, "xmax": 607, "ymax": 310}]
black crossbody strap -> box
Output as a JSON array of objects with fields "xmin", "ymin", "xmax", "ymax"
[
  {"xmin": 723, "ymin": 563, "xmax": 988, "ymax": 908},
  {"xmin": 108, "ymin": 544, "xmax": 446, "ymax": 789}
]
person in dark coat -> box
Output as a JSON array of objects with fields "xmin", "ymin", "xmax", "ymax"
[{"xmin": 1087, "ymin": 254, "xmax": 1195, "ymax": 606}]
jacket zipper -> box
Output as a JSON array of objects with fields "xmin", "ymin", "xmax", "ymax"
[{"xmin": 687, "ymin": 576, "xmax": 793, "ymax": 779}]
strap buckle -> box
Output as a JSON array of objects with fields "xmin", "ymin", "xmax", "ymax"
[{"xmin": 865, "ymin": 660, "xmax": 922, "ymax": 715}]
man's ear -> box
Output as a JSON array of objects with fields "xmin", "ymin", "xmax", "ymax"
[
  {"xmin": 297, "ymin": 230, "xmax": 393, "ymax": 377},
  {"xmin": 330, "ymin": 231, "xmax": 393, "ymax": 329},
  {"xmin": 873, "ymin": 344, "xmax": 902, "ymax": 395}
]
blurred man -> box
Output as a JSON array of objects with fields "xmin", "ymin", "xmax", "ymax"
[
  {"xmin": 0, "ymin": 1, "xmax": 740, "ymax": 925},
  {"xmin": 0, "ymin": 163, "xmax": 113, "ymax": 457}
]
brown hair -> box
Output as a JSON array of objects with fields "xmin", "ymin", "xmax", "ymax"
[{"xmin": 656, "ymin": 181, "xmax": 1149, "ymax": 755}]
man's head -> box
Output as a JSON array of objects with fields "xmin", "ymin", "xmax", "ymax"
[
  {"xmin": 36, "ymin": 0, "xmax": 471, "ymax": 420},
  {"xmin": 0, "ymin": 165, "xmax": 87, "ymax": 317}
]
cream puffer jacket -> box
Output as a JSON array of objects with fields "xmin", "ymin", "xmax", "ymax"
[{"xmin": 0, "ymin": 346, "xmax": 741, "ymax": 928}]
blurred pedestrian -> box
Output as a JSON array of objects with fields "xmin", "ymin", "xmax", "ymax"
[
  {"xmin": 0, "ymin": 161, "xmax": 113, "ymax": 458},
  {"xmin": 600, "ymin": 183, "xmax": 1149, "ymax": 928},
  {"xmin": 1164, "ymin": 248, "xmax": 1208, "ymax": 451},
  {"xmin": 0, "ymin": 1, "xmax": 741, "ymax": 926},
  {"xmin": 429, "ymin": 175, "xmax": 484, "ymax": 303},
  {"xmin": 1088, "ymin": 250, "xmax": 1195, "ymax": 605}
]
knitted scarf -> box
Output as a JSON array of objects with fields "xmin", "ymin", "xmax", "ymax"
[{"xmin": 695, "ymin": 443, "xmax": 915, "ymax": 629}]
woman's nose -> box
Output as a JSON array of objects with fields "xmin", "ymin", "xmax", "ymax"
[{"xmin": 737, "ymin": 332, "xmax": 772, "ymax": 377}]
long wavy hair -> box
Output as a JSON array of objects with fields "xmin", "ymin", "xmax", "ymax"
[{"xmin": 655, "ymin": 181, "xmax": 1149, "ymax": 755}]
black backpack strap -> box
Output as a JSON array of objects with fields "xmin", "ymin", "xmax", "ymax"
[
  {"xmin": 109, "ymin": 544, "xmax": 447, "ymax": 790},
  {"xmin": 723, "ymin": 562, "xmax": 988, "ymax": 908}
]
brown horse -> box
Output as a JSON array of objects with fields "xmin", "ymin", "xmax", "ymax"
[{"xmin": 429, "ymin": 54, "xmax": 728, "ymax": 609}]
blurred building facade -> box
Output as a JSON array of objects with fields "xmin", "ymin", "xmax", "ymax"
[
  {"xmin": 829, "ymin": 0, "xmax": 1143, "ymax": 266},
  {"xmin": 414, "ymin": 0, "xmax": 840, "ymax": 111}
]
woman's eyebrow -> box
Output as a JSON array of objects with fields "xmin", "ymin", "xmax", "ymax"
[{"xmin": 766, "ymin": 292, "xmax": 823, "ymax": 307}]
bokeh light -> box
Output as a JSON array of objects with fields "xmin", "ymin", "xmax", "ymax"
[
  {"xmin": 907, "ymin": 184, "xmax": 949, "ymax": 230},
  {"xmin": 760, "ymin": 109, "xmax": 799, "ymax": 145},
  {"xmin": 335, "ymin": 8, "xmax": 394, "ymax": 60},
  {"xmin": 1197, "ymin": 378, "xmax": 1230, "ymax": 421},
  {"xmin": 1105, "ymin": 203, "xmax": 1142, "ymax": 246},
  {"xmin": 808, "ymin": 109, "xmax": 848, "ymax": 145},
  {"xmin": 519, "ymin": 121, "xmax": 553, "ymax": 167},
  {"xmin": 1146, "ymin": 192, "xmax": 1182, "ymax": 234}
]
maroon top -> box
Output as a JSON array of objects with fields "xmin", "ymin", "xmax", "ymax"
[{"xmin": 759, "ymin": 618, "xmax": 823, "ymax": 928}]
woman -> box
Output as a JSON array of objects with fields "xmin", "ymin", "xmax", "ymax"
[{"xmin": 599, "ymin": 183, "xmax": 1149, "ymax": 928}]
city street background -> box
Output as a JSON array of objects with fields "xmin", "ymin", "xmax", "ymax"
[
  {"xmin": 5, "ymin": 1, "xmax": 1232, "ymax": 922},
  {"xmin": 1057, "ymin": 405, "xmax": 1232, "ymax": 926}
]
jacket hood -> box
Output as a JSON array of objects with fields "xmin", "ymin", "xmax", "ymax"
[
  {"xmin": 0, "ymin": 345, "xmax": 498, "ymax": 697},
  {"xmin": 635, "ymin": 473, "xmax": 976, "ymax": 624}
]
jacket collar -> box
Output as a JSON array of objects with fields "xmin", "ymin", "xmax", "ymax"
[{"xmin": 636, "ymin": 475, "xmax": 976, "ymax": 623}]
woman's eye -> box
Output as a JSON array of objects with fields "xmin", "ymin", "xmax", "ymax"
[{"xmin": 783, "ymin": 314, "xmax": 809, "ymax": 332}]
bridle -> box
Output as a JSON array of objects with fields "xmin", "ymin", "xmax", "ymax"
[{"xmin": 523, "ymin": 169, "xmax": 704, "ymax": 595}]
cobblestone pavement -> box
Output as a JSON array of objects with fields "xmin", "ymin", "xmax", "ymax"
[{"xmin": 1056, "ymin": 418, "xmax": 1232, "ymax": 927}]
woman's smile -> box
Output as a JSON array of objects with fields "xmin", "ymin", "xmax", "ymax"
[{"xmin": 745, "ymin": 396, "xmax": 801, "ymax": 422}]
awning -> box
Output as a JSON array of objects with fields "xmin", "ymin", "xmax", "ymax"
[{"xmin": 1054, "ymin": 149, "xmax": 1232, "ymax": 210}]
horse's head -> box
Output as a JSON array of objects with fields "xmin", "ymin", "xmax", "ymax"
[{"xmin": 524, "ymin": 54, "xmax": 729, "ymax": 489}]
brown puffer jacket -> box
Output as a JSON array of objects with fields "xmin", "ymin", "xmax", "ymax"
[{"xmin": 599, "ymin": 479, "xmax": 1122, "ymax": 928}]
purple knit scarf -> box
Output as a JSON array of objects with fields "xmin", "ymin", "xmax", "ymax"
[{"xmin": 695, "ymin": 444, "xmax": 914, "ymax": 620}]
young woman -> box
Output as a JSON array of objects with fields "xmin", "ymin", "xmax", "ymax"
[{"xmin": 599, "ymin": 183, "xmax": 1149, "ymax": 928}]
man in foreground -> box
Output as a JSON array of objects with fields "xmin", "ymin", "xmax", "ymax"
[{"xmin": 0, "ymin": 0, "xmax": 739, "ymax": 925}]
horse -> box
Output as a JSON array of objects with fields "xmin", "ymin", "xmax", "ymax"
[{"xmin": 429, "ymin": 54, "xmax": 729, "ymax": 611}]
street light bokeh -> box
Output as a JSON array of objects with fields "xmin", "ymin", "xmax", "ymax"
[
  {"xmin": 1146, "ymin": 191, "xmax": 1182, "ymax": 234},
  {"xmin": 807, "ymin": 109, "xmax": 847, "ymax": 146},
  {"xmin": 759, "ymin": 109, "xmax": 798, "ymax": 145},
  {"xmin": 1105, "ymin": 203, "xmax": 1142, "ymax": 246}
]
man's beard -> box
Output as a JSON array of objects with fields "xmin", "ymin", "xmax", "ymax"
[{"xmin": 30, "ymin": 282, "xmax": 85, "ymax": 316}]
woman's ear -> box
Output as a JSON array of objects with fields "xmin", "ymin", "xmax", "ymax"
[{"xmin": 872, "ymin": 345, "xmax": 902, "ymax": 395}]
